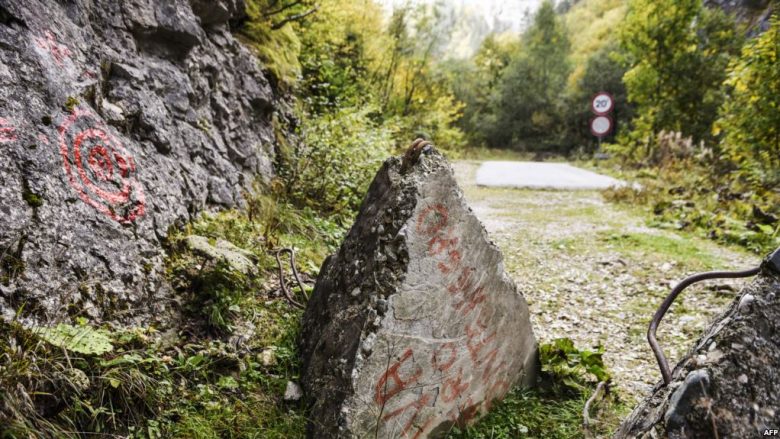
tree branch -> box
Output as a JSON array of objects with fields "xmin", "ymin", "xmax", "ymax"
[
  {"xmin": 263, "ymin": 0, "xmax": 304, "ymax": 18},
  {"xmin": 271, "ymin": 6, "xmax": 319, "ymax": 30}
]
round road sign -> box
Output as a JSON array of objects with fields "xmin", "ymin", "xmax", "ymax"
[
  {"xmin": 591, "ymin": 92, "xmax": 614, "ymax": 115},
  {"xmin": 590, "ymin": 115, "xmax": 613, "ymax": 137}
]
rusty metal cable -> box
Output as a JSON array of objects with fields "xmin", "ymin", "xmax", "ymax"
[
  {"xmin": 648, "ymin": 267, "xmax": 760, "ymax": 385},
  {"xmin": 275, "ymin": 248, "xmax": 308, "ymax": 310}
]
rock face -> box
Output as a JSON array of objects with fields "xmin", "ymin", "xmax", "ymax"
[
  {"xmin": 615, "ymin": 259, "xmax": 780, "ymax": 439},
  {"xmin": 0, "ymin": 0, "xmax": 283, "ymax": 324},
  {"xmin": 705, "ymin": 0, "xmax": 775, "ymax": 33},
  {"xmin": 301, "ymin": 147, "xmax": 538, "ymax": 438}
]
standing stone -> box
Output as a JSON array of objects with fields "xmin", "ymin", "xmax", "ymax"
[
  {"xmin": 615, "ymin": 254, "xmax": 780, "ymax": 439},
  {"xmin": 301, "ymin": 145, "xmax": 538, "ymax": 438}
]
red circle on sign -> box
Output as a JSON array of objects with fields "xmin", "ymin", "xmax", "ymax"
[
  {"xmin": 591, "ymin": 92, "xmax": 614, "ymax": 116},
  {"xmin": 590, "ymin": 115, "xmax": 613, "ymax": 137},
  {"xmin": 58, "ymin": 108, "xmax": 146, "ymax": 223}
]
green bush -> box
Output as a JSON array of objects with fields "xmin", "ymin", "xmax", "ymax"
[{"xmin": 279, "ymin": 105, "xmax": 394, "ymax": 222}]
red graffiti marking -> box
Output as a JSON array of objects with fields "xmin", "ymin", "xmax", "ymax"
[
  {"xmin": 483, "ymin": 379, "xmax": 511, "ymax": 412},
  {"xmin": 0, "ymin": 118, "xmax": 17, "ymax": 143},
  {"xmin": 35, "ymin": 30, "xmax": 72, "ymax": 66},
  {"xmin": 479, "ymin": 349, "xmax": 506, "ymax": 385},
  {"xmin": 455, "ymin": 285, "xmax": 487, "ymax": 317},
  {"xmin": 465, "ymin": 323, "xmax": 496, "ymax": 363},
  {"xmin": 58, "ymin": 108, "xmax": 145, "ymax": 223},
  {"xmin": 370, "ymin": 204, "xmax": 511, "ymax": 436},
  {"xmin": 416, "ymin": 204, "xmax": 449, "ymax": 236},
  {"xmin": 382, "ymin": 393, "xmax": 433, "ymax": 438},
  {"xmin": 375, "ymin": 349, "xmax": 423, "ymax": 406},
  {"xmin": 432, "ymin": 342, "xmax": 457, "ymax": 372},
  {"xmin": 441, "ymin": 368, "xmax": 469, "ymax": 403},
  {"xmin": 456, "ymin": 398, "xmax": 482, "ymax": 425}
]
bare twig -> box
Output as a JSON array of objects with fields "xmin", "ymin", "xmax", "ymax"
[
  {"xmin": 583, "ymin": 381, "xmax": 607, "ymax": 438},
  {"xmin": 275, "ymin": 248, "xmax": 307, "ymax": 309},
  {"xmin": 271, "ymin": 6, "xmax": 319, "ymax": 30},
  {"xmin": 263, "ymin": 0, "xmax": 303, "ymax": 17}
]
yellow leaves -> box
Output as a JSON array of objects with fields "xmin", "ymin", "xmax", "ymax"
[
  {"xmin": 733, "ymin": 80, "xmax": 749, "ymax": 94},
  {"xmin": 711, "ymin": 124, "xmax": 721, "ymax": 137}
]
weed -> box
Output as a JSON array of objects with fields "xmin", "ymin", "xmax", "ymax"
[
  {"xmin": 64, "ymin": 96, "xmax": 80, "ymax": 113},
  {"xmin": 22, "ymin": 189, "xmax": 43, "ymax": 208},
  {"xmin": 450, "ymin": 338, "xmax": 624, "ymax": 439}
]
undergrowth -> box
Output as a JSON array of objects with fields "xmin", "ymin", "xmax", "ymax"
[
  {"xmin": 0, "ymin": 190, "xmax": 342, "ymax": 438},
  {"xmin": 601, "ymin": 155, "xmax": 780, "ymax": 255},
  {"xmin": 450, "ymin": 338, "xmax": 625, "ymax": 439}
]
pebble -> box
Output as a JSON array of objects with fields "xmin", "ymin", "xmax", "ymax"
[{"xmin": 284, "ymin": 381, "xmax": 303, "ymax": 401}]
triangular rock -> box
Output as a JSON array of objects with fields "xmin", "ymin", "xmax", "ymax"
[{"xmin": 301, "ymin": 145, "xmax": 538, "ymax": 438}]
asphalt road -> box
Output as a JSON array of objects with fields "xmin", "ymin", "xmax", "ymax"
[{"xmin": 475, "ymin": 161, "xmax": 625, "ymax": 190}]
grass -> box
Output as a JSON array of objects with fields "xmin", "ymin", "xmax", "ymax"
[
  {"xmin": 449, "ymin": 387, "xmax": 626, "ymax": 439},
  {"xmin": 597, "ymin": 231, "xmax": 722, "ymax": 270},
  {"xmin": 450, "ymin": 338, "xmax": 627, "ymax": 439},
  {"xmin": 460, "ymin": 147, "xmax": 568, "ymax": 162}
]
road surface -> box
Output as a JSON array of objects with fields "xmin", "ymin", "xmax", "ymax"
[{"xmin": 476, "ymin": 161, "xmax": 626, "ymax": 190}]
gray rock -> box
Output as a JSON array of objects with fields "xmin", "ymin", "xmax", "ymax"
[
  {"xmin": 301, "ymin": 147, "xmax": 538, "ymax": 438},
  {"xmin": 284, "ymin": 381, "xmax": 303, "ymax": 402},
  {"xmin": 186, "ymin": 235, "xmax": 256, "ymax": 275},
  {"xmin": 0, "ymin": 0, "xmax": 286, "ymax": 325},
  {"xmin": 615, "ymin": 264, "xmax": 780, "ymax": 439}
]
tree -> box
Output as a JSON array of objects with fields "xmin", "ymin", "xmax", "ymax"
[
  {"xmin": 486, "ymin": 0, "xmax": 571, "ymax": 151},
  {"xmin": 619, "ymin": 0, "xmax": 741, "ymax": 158},
  {"xmin": 716, "ymin": 14, "xmax": 780, "ymax": 187},
  {"xmin": 445, "ymin": 34, "xmax": 518, "ymax": 145}
]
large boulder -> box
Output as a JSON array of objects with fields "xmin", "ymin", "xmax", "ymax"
[
  {"xmin": 0, "ymin": 0, "xmax": 286, "ymax": 325},
  {"xmin": 615, "ymin": 255, "xmax": 780, "ymax": 438},
  {"xmin": 301, "ymin": 145, "xmax": 538, "ymax": 438}
]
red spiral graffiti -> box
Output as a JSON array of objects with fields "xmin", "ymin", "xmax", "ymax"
[
  {"xmin": 0, "ymin": 118, "xmax": 17, "ymax": 143},
  {"xmin": 58, "ymin": 109, "xmax": 145, "ymax": 223}
]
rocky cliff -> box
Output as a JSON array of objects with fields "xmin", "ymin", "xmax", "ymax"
[
  {"xmin": 0, "ymin": 0, "xmax": 285, "ymax": 326},
  {"xmin": 705, "ymin": 0, "xmax": 775, "ymax": 32}
]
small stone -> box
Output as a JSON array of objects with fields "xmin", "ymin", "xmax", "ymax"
[
  {"xmin": 350, "ymin": 287, "xmax": 361, "ymax": 297},
  {"xmin": 283, "ymin": 381, "xmax": 303, "ymax": 401},
  {"xmin": 259, "ymin": 348, "xmax": 276, "ymax": 367},
  {"xmin": 737, "ymin": 374, "xmax": 748, "ymax": 384},
  {"xmin": 738, "ymin": 294, "xmax": 754, "ymax": 311},
  {"xmin": 360, "ymin": 333, "xmax": 376, "ymax": 354}
]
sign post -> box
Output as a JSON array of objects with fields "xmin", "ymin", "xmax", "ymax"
[{"xmin": 590, "ymin": 92, "xmax": 615, "ymax": 155}]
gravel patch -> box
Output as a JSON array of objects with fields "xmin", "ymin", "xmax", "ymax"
[{"xmin": 453, "ymin": 161, "xmax": 757, "ymax": 404}]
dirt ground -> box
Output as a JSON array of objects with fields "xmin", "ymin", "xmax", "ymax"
[{"xmin": 452, "ymin": 161, "xmax": 758, "ymax": 405}]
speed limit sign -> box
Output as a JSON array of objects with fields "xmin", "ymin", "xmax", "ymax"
[
  {"xmin": 591, "ymin": 92, "xmax": 614, "ymax": 116},
  {"xmin": 590, "ymin": 115, "xmax": 613, "ymax": 138}
]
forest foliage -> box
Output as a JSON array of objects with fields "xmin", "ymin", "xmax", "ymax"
[{"xmin": 240, "ymin": 0, "xmax": 780, "ymax": 254}]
